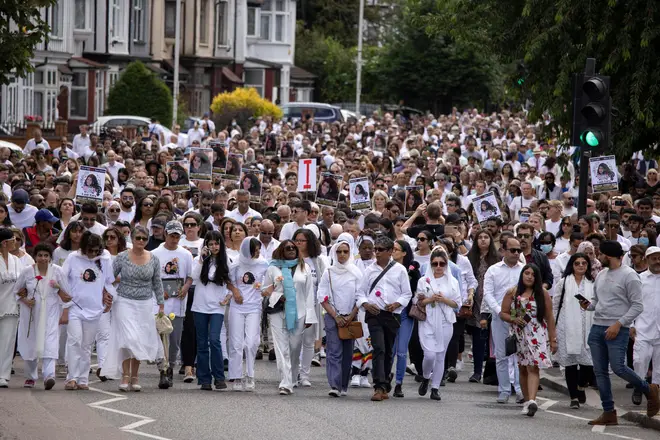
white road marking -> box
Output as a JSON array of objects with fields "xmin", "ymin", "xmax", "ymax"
[{"xmin": 123, "ymin": 429, "xmax": 173, "ymax": 440}]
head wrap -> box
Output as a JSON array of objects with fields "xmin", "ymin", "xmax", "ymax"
[{"xmin": 599, "ymin": 240, "xmax": 624, "ymax": 258}]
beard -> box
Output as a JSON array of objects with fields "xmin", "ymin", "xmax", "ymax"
[{"xmin": 121, "ymin": 200, "xmax": 133, "ymax": 209}]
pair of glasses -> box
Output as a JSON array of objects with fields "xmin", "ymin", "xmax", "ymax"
[
  {"xmin": 336, "ymin": 249, "xmax": 350, "ymax": 255},
  {"xmin": 109, "ymin": 209, "xmax": 120, "ymax": 213},
  {"xmin": 143, "ymin": 203, "xmax": 154, "ymax": 208},
  {"xmin": 284, "ymin": 246, "xmax": 296, "ymax": 251},
  {"xmin": 417, "ymin": 237, "xmax": 428, "ymax": 242},
  {"xmin": 295, "ymin": 238, "xmax": 307, "ymax": 243},
  {"xmin": 517, "ymin": 234, "xmax": 532, "ymax": 239},
  {"xmin": 374, "ymin": 247, "xmax": 390, "ymax": 253},
  {"xmin": 508, "ymin": 248, "xmax": 522, "ymax": 254},
  {"xmin": 134, "ymin": 236, "xmax": 148, "ymax": 242},
  {"xmin": 431, "ymin": 261, "xmax": 447, "ymax": 267},
  {"xmin": 184, "ymin": 223, "xmax": 198, "ymax": 228}
]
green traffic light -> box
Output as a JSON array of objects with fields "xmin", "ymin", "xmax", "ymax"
[
  {"xmin": 517, "ymin": 78, "xmax": 524, "ymax": 85},
  {"xmin": 580, "ymin": 131, "xmax": 600, "ymax": 147}
]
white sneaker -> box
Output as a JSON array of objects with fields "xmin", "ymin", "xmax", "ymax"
[
  {"xmin": 0, "ymin": 378, "xmax": 8, "ymax": 388},
  {"xmin": 350, "ymin": 375, "xmax": 361, "ymax": 387},
  {"xmin": 233, "ymin": 379, "xmax": 244, "ymax": 392},
  {"xmin": 521, "ymin": 401, "xmax": 530, "ymax": 415},
  {"xmin": 244, "ymin": 377, "xmax": 255, "ymax": 392},
  {"xmin": 359, "ymin": 376, "xmax": 371, "ymax": 388},
  {"xmin": 311, "ymin": 353, "xmax": 322, "ymax": 367},
  {"xmin": 340, "ymin": 390, "xmax": 348, "ymax": 396},
  {"xmin": 300, "ymin": 378, "xmax": 312, "ymax": 387},
  {"xmin": 319, "ymin": 347, "xmax": 326, "ymax": 359},
  {"xmin": 456, "ymin": 360, "xmax": 464, "ymax": 371}
]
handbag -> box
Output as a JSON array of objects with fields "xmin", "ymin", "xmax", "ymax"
[
  {"xmin": 408, "ymin": 302, "xmax": 427, "ymax": 321},
  {"xmin": 328, "ymin": 271, "xmax": 364, "ymax": 340},
  {"xmin": 505, "ymin": 292, "xmax": 519, "ymax": 356},
  {"xmin": 457, "ymin": 304, "xmax": 473, "ymax": 319}
]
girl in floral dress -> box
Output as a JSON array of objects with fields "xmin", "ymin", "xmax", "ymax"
[{"xmin": 500, "ymin": 264, "xmax": 557, "ymax": 417}]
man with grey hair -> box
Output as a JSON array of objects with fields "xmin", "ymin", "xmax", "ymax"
[{"xmin": 23, "ymin": 128, "xmax": 50, "ymax": 155}]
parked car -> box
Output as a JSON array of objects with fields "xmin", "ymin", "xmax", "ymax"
[
  {"xmin": 90, "ymin": 115, "xmax": 151, "ymax": 135},
  {"xmin": 280, "ymin": 103, "xmax": 344, "ymax": 123}
]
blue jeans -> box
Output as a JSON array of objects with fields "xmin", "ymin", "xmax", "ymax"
[
  {"xmin": 394, "ymin": 307, "xmax": 414, "ymax": 385},
  {"xmin": 193, "ymin": 312, "xmax": 225, "ymax": 385},
  {"xmin": 588, "ymin": 325, "xmax": 650, "ymax": 412}
]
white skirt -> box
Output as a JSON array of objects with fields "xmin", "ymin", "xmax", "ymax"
[{"xmin": 102, "ymin": 296, "xmax": 164, "ymax": 379}]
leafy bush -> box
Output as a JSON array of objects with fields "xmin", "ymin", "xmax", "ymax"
[
  {"xmin": 106, "ymin": 61, "xmax": 173, "ymax": 125},
  {"xmin": 210, "ymin": 87, "xmax": 282, "ymax": 130}
]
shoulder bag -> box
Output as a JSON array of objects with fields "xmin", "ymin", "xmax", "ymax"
[
  {"xmin": 408, "ymin": 277, "xmax": 428, "ymax": 322},
  {"xmin": 504, "ymin": 291, "xmax": 518, "ymax": 356},
  {"xmin": 328, "ymin": 271, "xmax": 364, "ymax": 340}
]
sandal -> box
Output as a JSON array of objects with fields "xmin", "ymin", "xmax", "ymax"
[
  {"xmin": 130, "ymin": 376, "xmax": 141, "ymax": 392},
  {"xmin": 65, "ymin": 380, "xmax": 77, "ymax": 390},
  {"xmin": 119, "ymin": 375, "xmax": 130, "ymax": 392},
  {"xmin": 77, "ymin": 384, "xmax": 89, "ymax": 390}
]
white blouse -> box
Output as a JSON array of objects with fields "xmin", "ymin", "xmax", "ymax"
[
  {"xmin": 317, "ymin": 269, "xmax": 359, "ymax": 316},
  {"xmin": 263, "ymin": 264, "xmax": 317, "ymax": 324}
]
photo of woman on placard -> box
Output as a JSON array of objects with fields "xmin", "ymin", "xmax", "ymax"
[
  {"xmin": 241, "ymin": 172, "xmax": 262, "ymax": 197},
  {"xmin": 280, "ymin": 142, "xmax": 294, "ymax": 161},
  {"xmin": 352, "ymin": 182, "xmax": 369, "ymax": 203},
  {"xmin": 406, "ymin": 188, "xmax": 423, "ymax": 212},
  {"xmin": 81, "ymin": 173, "xmax": 103, "ymax": 196},
  {"xmin": 479, "ymin": 199, "xmax": 499, "ymax": 218},
  {"xmin": 212, "ymin": 145, "xmax": 227, "ymax": 169},
  {"xmin": 225, "ymin": 156, "xmax": 241, "ymax": 177},
  {"xmin": 595, "ymin": 162, "xmax": 616, "ymax": 183},
  {"xmin": 168, "ymin": 163, "xmax": 189, "ymax": 186},
  {"xmin": 317, "ymin": 176, "xmax": 339, "ymax": 202},
  {"xmin": 264, "ymin": 134, "xmax": 278, "ymax": 155},
  {"xmin": 190, "ymin": 151, "xmax": 211, "ymax": 175}
]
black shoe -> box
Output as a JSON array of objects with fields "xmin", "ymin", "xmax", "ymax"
[
  {"xmin": 96, "ymin": 368, "xmax": 108, "ymax": 382},
  {"xmin": 570, "ymin": 399, "xmax": 580, "ymax": 409},
  {"xmin": 469, "ymin": 374, "xmax": 481, "ymax": 383},
  {"xmin": 214, "ymin": 379, "xmax": 227, "ymax": 390},
  {"xmin": 201, "ymin": 383, "xmax": 213, "ymax": 391},
  {"xmin": 483, "ymin": 375, "xmax": 498, "ymax": 386},
  {"xmin": 577, "ymin": 390, "xmax": 587, "ymax": 404},
  {"xmin": 446, "ymin": 368, "xmax": 458, "ymax": 383},
  {"xmin": 385, "ymin": 373, "xmax": 394, "ymax": 393},
  {"xmin": 626, "ymin": 383, "xmax": 634, "ymax": 389},
  {"xmin": 178, "ymin": 366, "xmax": 185, "ymax": 375},
  {"xmin": 166, "ymin": 367, "xmax": 174, "ymax": 387},
  {"xmin": 158, "ymin": 371, "xmax": 170, "ymax": 389},
  {"xmin": 430, "ymin": 388, "xmax": 441, "ymax": 401},
  {"xmin": 538, "ymin": 385, "xmax": 543, "ymax": 391},
  {"xmin": 256, "ymin": 349, "xmax": 263, "ymax": 360},
  {"xmin": 414, "ymin": 374, "xmax": 423, "ymax": 383},
  {"xmin": 223, "ymin": 359, "xmax": 229, "ymax": 371},
  {"xmin": 510, "ymin": 384, "xmax": 516, "ymax": 394},
  {"xmin": 406, "ymin": 366, "xmax": 416, "ymax": 376},
  {"xmin": 418, "ymin": 378, "xmax": 429, "ymax": 396},
  {"xmin": 440, "ymin": 378, "xmax": 446, "ymax": 387},
  {"xmin": 269, "ymin": 349, "xmax": 276, "ymax": 361},
  {"xmin": 393, "ymin": 384, "xmax": 404, "ymax": 398},
  {"xmin": 632, "ymin": 389, "xmax": 643, "ymax": 405},
  {"xmin": 11, "ymin": 368, "xmax": 14, "ymax": 375}
]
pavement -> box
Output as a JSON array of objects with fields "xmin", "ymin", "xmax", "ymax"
[
  {"xmin": 540, "ymin": 367, "xmax": 660, "ymax": 432},
  {"xmin": 2, "ymin": 356, "xmax": 660, "ymax": 440}
]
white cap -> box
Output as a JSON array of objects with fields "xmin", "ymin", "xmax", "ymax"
[{"xmin": 645, "ymin": 246, "xmax": 660, "ymax": 258}]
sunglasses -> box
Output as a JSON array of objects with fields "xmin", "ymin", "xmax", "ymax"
[
  {"xmin": 184, "ymin": 223, "xmax": 198, "ymax": 228},
  {"xmin": 284, "ymin": 246, "xmax": 297, "ymax": 251},
  {"xmin": 573, "ymin": 261, "xmax": 588, "ymax": 266},
  {"xmin": 374, "ymin": 247, "xmax": 390, "ymax": 253},
  {"xmin": 143, "ymin": 203, "xmax": 154, "ymax": 207},
  {"xmin": 508, "ymin": 248, "xmax": 522, "ymax": 254},
  {"xmin": 517, "ymin": 234, "xmax": 532, "ymax": 239},
  {"xmin": 134, "ymin": 236, "xmax": 148, "ymax": 242},
  {"xmin": 417, "ymin": 237, "xmax": 428, "ymax": 242},
  {"xmin": 108, "ymin": 209, "xmax": 120, "ymax": 213},
  {"xmin": 431, "ymin": 261, "xmax": 447, "ymax": 267}
]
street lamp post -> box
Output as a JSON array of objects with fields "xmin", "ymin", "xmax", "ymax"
[
  {"xmin": 355, "ymin": 0, "xmax": 364, "ymax": 118},
  {"xmin": 172, "ymin": 0, "xmax": 182, "ymax": 127}
]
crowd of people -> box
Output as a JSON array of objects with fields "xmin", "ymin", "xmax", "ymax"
[{"xmin": 0, "ymin": 108, "xmax": 659, "ymax": 426}]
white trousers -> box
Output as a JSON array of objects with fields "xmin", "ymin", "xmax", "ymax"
[
  {"xmin": 422, "ymin": 323, "xmax": 454, "ymax": 389},
  {"xmin": 0, "ymin": 316, "xmax": 18, "ymax": 381},
  {"xmin": 66, "ymin": 317, "xmax": 99, "ymax": 385},
  {"xmin": 228, "ymin": 309, "xmax": 261, "ymax": 380},
  {"xmin": 58, "ymin": 324, "xmax": 67, "ymax": 366},
  {"xmin": 221, "ymin": 306, "xmax": 229, "ymax": 359},
  {"xmin": 299, "ymin": 305, "xmax": 322, "ymax": 379},
  {"xmin": 24, "ymin": 358, "xmax": 56, "ymax": 381},
  {"xmin": 491, "ymin": 314, "xmax": 521, "ymax": 395},
  {"xmin": 95, "ymin": 312, "xmax": 111, "ymax": 369},
  {"xmin": 633, "ymin": 339, "xmax": 660, "ymax": 384},
  {"xmin": 270, "ymin": 312, "xmax": 305, "ymax": 391}
]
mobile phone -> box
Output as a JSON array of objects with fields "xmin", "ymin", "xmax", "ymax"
[
  {"xmin": 574, "ymin": 294, "xmax": 590, "ymax": 304},
  {"xmin": 523, "ymin": 314, "xmax": 532, "ymax": 323},
  {"xmin": 614, "ymin": 200, "xmax": 625, "ymax": 206}
]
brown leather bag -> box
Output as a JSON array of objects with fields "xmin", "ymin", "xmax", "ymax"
[
  {"xmin": 457, "ymin": 304, "xmax": 473, "ymax": 319},
  {"xmin": 408, "ymin": 301, "xmax": 427, "ymax": 321}
]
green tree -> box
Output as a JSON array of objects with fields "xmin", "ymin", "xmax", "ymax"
[
  {"xmin": 106, "ymin": 61, "xmax": 173, "ymax": 125},
  {"xmin": 414, "ymin": 0, "xmax": 660, "ymax": 159},
  {"xmin": 0, "ymin": 0, "xmax": 56, "ymax": 85}
]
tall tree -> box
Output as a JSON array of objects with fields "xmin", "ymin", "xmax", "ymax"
[
  {"xmin": 415, "ymin": 0, "xmax": 660, "ymax": 159},
  {"xmin": 0, "ymin": 0, "xmax": 56, "ymax": 85}
]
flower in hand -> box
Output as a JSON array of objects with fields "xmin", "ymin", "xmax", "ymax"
[
  {"xmin": 253, "ymin": 282, "xmax": 262, "ymax": 290},
  {"xmin": 375, "ymin": 290, "xmax": 382, "ymax": 298},
  {"xmin": 168, "ymin": 313, "xmax": 175, "ymax": 320},
  {"xmin": 35, "ymin": 275, "xmax": 43, "ymax": 281},
  {"xmin": 425, "ymin": 277, "xmax": 431, "ymax": 283},
  {"xmin": 275, "ymin": 275, "xmax": 284, "ymax": 283},
  {"xmin": 323, "ymin": 296, "xmax": 329, "ymax": 303},
  {"xmin": 49, "ymin": 280, "xmax": 59, "ymax": 289}
]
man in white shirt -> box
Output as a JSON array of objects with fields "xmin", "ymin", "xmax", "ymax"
[
  {"xmin": 526, "ymin": 146, "xmax": 545, "ymax": 171},
  {"xmin": 57, "ymin": 203, "xmax": 107, "ymax": 243},
  {"xmin": 508, "ymin": 181, "xmax": 537, "ymax": 221},
  {"xmin": 71, "ymin": 124, "xmax": 91, "ymax": 157},
  {"xmin": 545, "ymin": 200, "xmax": 563, "ymax": 235},
  {"xmin": 23, "ymin": 129, "xmax": 50, "ymax": 155},
  {"xmin": 201, "ymin": 113, "xmax": 216, "ymax": 133},
  {"xmin": 630, "ymin": 247, "xmax": 660, "ymax": 404},
  {"xmin": 0, "ymin": 165, "xmax": 11, "ymax": 199},
  {"xmin": 258, "ymin": 220, "xmax": 280, "ymax": 261},
  {"xmin": 187, "ymin": 121, "xmax": 205, "ymax": 145},
  {"xmin": 102, "ymin": 150, "xmax": 123, "ymax": 182},
  {"xmin": 561, "ymin": 191, "xmax": 578, "ymax": 217},
  {"xmin": 483, "ymin": 237, "xmax": 525, "ymax": 404},
  {"xmin": 7, "ymin": 189, "xmax": 39, "ymax": 229},
  {"xmin": 356, "ymin": 236, "xmax": 412, "ymax": 401},
  {"xmin": 118, "ymin": 187, "xmax": 136, "ymax": 223},
  {"xmin": 226, "ymin": 190, "xmax": 260, "ymax": 224},
  {"xmin": 279, "ymin": 200, "xmax": 311, "ymax": 242}
]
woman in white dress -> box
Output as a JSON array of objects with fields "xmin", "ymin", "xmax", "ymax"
[
  {"xmin": 228, "ymin": 237, "xmax": 268, "ymax": 391},
  {"xmin": 318, "ymin": 239, "xmax": 360, "ymax": 397},
  {"xmin": 415, "ymin": 248, "xmax": 461, "ymax": 401},
  {"xmin": 13, "ymin": 243, "xmax": 70, "ymax": 389},
  {"xmin": 552, "ymin": 253, "xmax": 594, "ymax": 409},
  {"xmin": 61, "ymin": 232, "xmax": 116, "ymax": 390},
  {"xmin": 0, "ymin": 229, "xmax": 21, "ymax": 388},
  {"xmin": 261, "ymin": 240, "xmax": 316, "ymax": 395}
]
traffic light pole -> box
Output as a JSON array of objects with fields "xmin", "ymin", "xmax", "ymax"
[{"xmin": 577, "ymin": 58, "xmax": 596, "ymax": 218}]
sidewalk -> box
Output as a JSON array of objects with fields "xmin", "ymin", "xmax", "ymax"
[{"xmin": 540, "ymin": 367, "xmax": 660, "ymax": 432}]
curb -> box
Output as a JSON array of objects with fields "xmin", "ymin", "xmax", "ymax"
[{"xmin": 540, "ymin": 373, "xmax": 660, "ymax": 433}]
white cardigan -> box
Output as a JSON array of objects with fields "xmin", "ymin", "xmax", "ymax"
[{"xmin": 264, "ymin": 263, "xmax": 317, "ymax": 325}]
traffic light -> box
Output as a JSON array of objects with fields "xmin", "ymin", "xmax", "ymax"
[{"xmin": 572, "ymin": 72, "xmax": 611, "ymax": 152}]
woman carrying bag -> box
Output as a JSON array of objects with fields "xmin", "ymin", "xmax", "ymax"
[{"xmin": 318, "ymin": 239, "xmax": 361, "ymax": 397}]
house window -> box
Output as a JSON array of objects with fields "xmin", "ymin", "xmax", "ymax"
[
  {"xmin": 216, "ymin": 1, "xmax": 227, "ymax": 45},
  {"xmin": 109, "ymin": 71, "xmax": 119, "ymax": 89},
  {"xmin": 133, "ymin": 0, "xmax": 145, "ymax": 42},
  {"xmin": 49, "ymin": 3, "xmax": 63, "ymax": 38},
  {"xmin": 199, "ymin": 0, "xmax": 209, "ymax": 45},
  {"xmin": 274, "ymin": 0, "xmax": 286, "ymax": 42},
  {"xmin": 260, "ymin": 0, "xmax": 286, "ymax": 42},
  {"xmin": 71, "ymin": 72, "xmax": 88, "ymax": 119},
  {"xmin": 247, "ymin": 7, "xmax": 258, "ymax": 37},
  {"xmin": 74, "ymin": 0, "xmax": 88, "ymax": 30},
  {"xmin": 110, "ymin": 0, "xmax": 122, "ymax": 40},
  {"xmin": 95, "ymin": 71, "xmax": 105, "ymax": 118},
  {"xmin": 244, "ymin": 69, "xmax": 264, "ymax": 97},
  {"xmin": 34, "ymin": 68, "xmax": 58, "ymax": 125},
  {"xmin": 165, "ymin": 0, "xmax": 176, "ymax": 38},
  {"xmin": 259, "ymin": 0, "xmax": 271, "ymax": 40}
]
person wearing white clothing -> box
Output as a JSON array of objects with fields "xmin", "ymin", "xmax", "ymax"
[
  {"xmin": 415, "ymin": 249, "xmax": 462, "ymax": 400},
  {"xmin": 191, "ymin": 230, "xmax": 232, "ymax": 391},
  {"xmin": 318, "ymin": 239, "xmax": 360, "ymax": 397},
  {"xmin": 8, "ymin": 189, "xmax": 39, "ymax": 229},
  {"xmin": 23, "ymin": 130, "xmax": 51, "ymax": 155},
  {"xmin": 483, "ymin": 237, "xmax": 525, "ymax": 404},
  {"xmin": 508, "ymin": 182, "xmax": 537, "ymax": 221},
  {"xmin": 258, "ymin": 220, "xmax": 280, "ymax": 261},
  {"xmin": 261, "ymin": 240, "xmax": 317, "ymax": 395},
  {"xmin": 187, "ymin": 123, "xmax": 205, "ymax": 145},
  {"xmin": 102, "ymin": 151, "xmax": 123, "ymax": 182},
  {"xmin": 226, "ymin": 191, "xmax": 261, "ymax": 224},
  {"xmin": 278, "ymin": 200, "xmax": 312, "ymax": 242},
  {"xmin": 71, "ymin": 125, "xmax": 91, "ymax": 157},
  {"xmin": 0, "ymin": 230, "xmax": 21, "ymax": 388},
  {"xmin": 227, "ymin": 237, "xmax": 268, "ymax": 391},
  {"xmin": 61, "ymin": 233, "xmax": 116, "ymax": 390},
  {"xmin": 13, "ymin": 244, "xmax": 69, "ymax": 390},
  {"xmin": 630, "ymin": 247, "xmax": 660, "ymax": 405}
]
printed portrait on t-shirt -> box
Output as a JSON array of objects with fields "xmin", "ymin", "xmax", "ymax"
[
  {"xmin": 242, "ymin": 272, "xmax": 255, "ymax": 285},
  {"xmin": 82, "ymin": 268, "xmax": 97, "ymax": 282},
  {"xmin": 164, "ymin": 258, "xmax": 179, "ymax": 275}
]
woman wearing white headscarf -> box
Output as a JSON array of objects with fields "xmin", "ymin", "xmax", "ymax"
[
  {"xmin": 228, "ymin": 237, "xmax": 269, "ymax": 391},
  {"xmin": 105, "ymin": 200, "xmax": 121, "ymax": 226},
  {"xmin": 318, "ymin": 239, "xmax": 361, "ymax": 396},
  {"xmin": 415, "ymin": 248, "xmax": 461, "ymax": 401}
]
